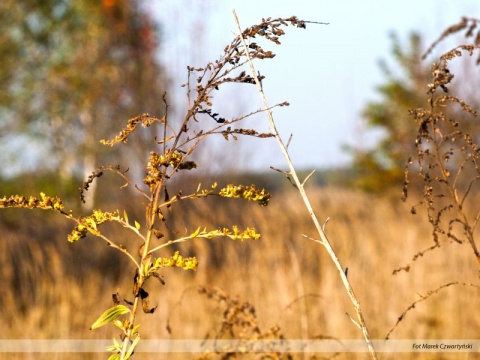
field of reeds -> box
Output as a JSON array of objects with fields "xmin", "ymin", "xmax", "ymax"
[{"xmin": 2, "ymin": 183, "xmax": 479, "ymax": 359}]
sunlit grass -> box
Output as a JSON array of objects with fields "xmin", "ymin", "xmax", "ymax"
[{"xmin": 2, "ymin": 187, "xmax": 478, "ymax": 359}]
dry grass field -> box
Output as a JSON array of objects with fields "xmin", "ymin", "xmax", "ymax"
[{"xmin": 1, "ymin": 185, "xmax": 479, "ymax": 359}]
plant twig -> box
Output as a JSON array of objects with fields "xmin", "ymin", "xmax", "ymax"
[
  {"xmin": 385, "ymin": 282, "xmax": 480, "ymax": 339},
  {"xmin": 232, "ymin": 9, "xmax": 377, "ymax": 360}
]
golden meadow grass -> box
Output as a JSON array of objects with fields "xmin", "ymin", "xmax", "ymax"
[{"xmin": 1, "ymin": 187, "xmax": 479, "ymax": 359}]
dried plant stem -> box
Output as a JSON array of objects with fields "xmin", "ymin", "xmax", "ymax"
[
  {"xmin": 385, "ymin": 282, "xmax": 480, "ymax": 339},
  {"xmin": 233, "ymin": 10, "xmax": 377, "ymax": 360},
  {"xmin": 429, "ymin": 111, "xmax": 480, "ymax": 264}
]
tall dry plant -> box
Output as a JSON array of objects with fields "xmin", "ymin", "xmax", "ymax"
[
  {"xmin": 0, "ymin": 15, "xmax": 327, "ymax": 360},
  {"xmin": 391, "ymin": 16, "xmax": 480, "ymax": 338},
  {"xmin": 402, "ymin": 16, "xmax": 480, "ymax": 274},
  {"xmin": 232, "ymin": 10, "xmax": 378, "ymax": 360}
]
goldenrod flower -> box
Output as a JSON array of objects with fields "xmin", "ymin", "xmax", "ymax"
[{"xmin": 219, "ymin": 184, "xmax": 270, "ymax": 206}]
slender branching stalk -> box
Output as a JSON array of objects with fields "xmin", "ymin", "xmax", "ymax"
[
  {"xmin": 392, "ymin": 16, "xmax": 480, "ymax": 339},
  {"xmin": 401, "ymin": 17, "xmax": 480, "ymax": 277},
  {"xmin": 233, "ymin": 10, "xmax": 377, "ymax": 360},
  {"xmin": 385, "ymin": 282, "xmax": 480, "ymax": 339}
]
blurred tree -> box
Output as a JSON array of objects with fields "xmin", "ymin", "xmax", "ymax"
[
  {"xmin": 348, "ymin": 32, "xmax": 429, "ymax": 193},
  {"xmin": 0, "ymin": 0, "xmax": 167, "ymax": 203}
]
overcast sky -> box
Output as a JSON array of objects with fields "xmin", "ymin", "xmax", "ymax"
[{"xmin": 153, "ymin": 0, "xmax": 480, "ymax": 172}]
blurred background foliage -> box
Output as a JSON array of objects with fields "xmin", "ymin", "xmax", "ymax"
[
  {"xmin": 347, "ymin": 33, "xmax": 429, "ymax": 194},
  {"xmin": 1, "ymin": 1, "xmax": 478, "ymax": 199},
  {"xmin": 348, "ymin": 31, "xmax": 480, "ymax": 194},
  {"xmin": 0, "ymin": 0, "xmax": 167, "ymax": 203}
]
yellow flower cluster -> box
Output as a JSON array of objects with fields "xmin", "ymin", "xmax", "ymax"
[
  {"xmin": 148, "ymin": 150, "xmax": 197, "ymax": 170},
  {"xmin": 191, "ymin": 226, "xmax": 261, "ymax": 241},
  {"xmin": 68, "ymin": 209, "xmax": 120, "ymax": 243},
  {"xmin": 144, "ymin": 151, "xmax": 198, "ymax": 188},
  {"xmin": 153, "ymin": 251, "xmax": 198, "ymax": 271},
  {"xmin": 224, "ymin": 226, "xmax": 261, "ymax": 241},
  {"xmin": 143, "ymin": 152, "xmax": 164, "ymax": 188},
  {"xmin": 0, "ymin": 192, "xmax": 64, "ymax": 211},
  {"xmin": 219, "ymin": 184, "xmax": 271, "ymax": 206},
  {"xmin": 161, "ymin": 150, "xmax": 182, "ymax": 168}
]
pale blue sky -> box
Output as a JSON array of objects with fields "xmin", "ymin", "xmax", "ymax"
[{"xmin": 154, "ymin": 1, "xmax": 479, "ymax": 171}]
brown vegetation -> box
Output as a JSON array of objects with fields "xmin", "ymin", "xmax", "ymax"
[{"xmin": 1, "ymin": 186, "xmax": 479, "ymax": 359}]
